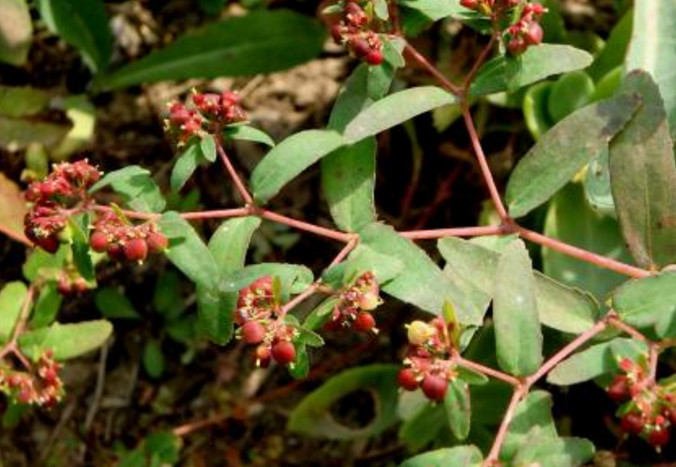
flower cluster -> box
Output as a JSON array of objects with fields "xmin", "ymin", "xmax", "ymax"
[
  {"xmin": 0, "ymin": 350, "xmax": 63, "ymax": 408},
  {"xmin": 330, "ymin": 1, "xmax": 384, "ymax": 66},
  {"xmin": 397, "ymin": 318, "xmax": 457, "ymax": 401},
  {"xmin": 459, "ymin": 0, "xmax": 546, "ymax": 56},
  {"xmin": 235, "ymin": 277, "xmax": 299, "ymax": 367},
  {"xmin": 166, "ymin": 91, "xmax": 247, "ymax": 143},
  {"xmin": 89, "ymin": 211, "xmax": 168, "ymax": 263},
  {"xmin": 607, "ymin": 357, "xmax": 675, "ymax": 450},
  {"xmin": 24, "ymin": 160, "xmax": 101, "ymax": 252},
  {"xmin": 324, "ymin": 271, "xmax": 382, "ymax": 333}
]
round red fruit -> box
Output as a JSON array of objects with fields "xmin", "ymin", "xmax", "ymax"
[
  {"xmin": 507, "ymin": 37, "xmax": 527, "ymax": 56},
  {"xmin": 106, "ymin": 242, "xmax": 125, "ymax": 262},
  {"xmin": 271, "ymin": 340, "xmax": 296, "ymax": 365},
  {"xmin": 241, "ymin": 321, "xmax": 266, "ymax": 345},
  {"xmin": 353, "ymin": 312, "xmax": 376, "ymax": 332},
  {"xmin": 89, "ymin": 231, "xmax": 108, "ymax": 253},
  {"xmin": 254, "ymin": 345, "xmax": 272, "ymax": 368},
  {"xmin": 620, "ymin": 412, "xmax": 644, "ymax": 435},
  {"xmin": 525, "ymin": 22, "xmax": 544, "ymax": 45},
  {"xmin": 421, "ymin": 375, "xmax": 448, "ymax": 401},
  {"xmin": 648, "ymin": 427, "xmax": 670, "ymax": 448},
  {"xmin": 365, "ymin": 50, "xmax": 384, "ymax": 65},
  {"xmin": 147, "ymin": 232, "xmax": 168, "ymax": 253},
  {"xmin": 57, "ymin": 277, "xmax": 72, "ymax": 296},
  {"xmin": 397, "ymin": 368, "xmax": 419, "ymax": 391},
  {"xmin": 38, "ymin": 236, "xmax": 60, "ymax": 254},
  {"xmin": 350, "ymin": 38, "xmax": 371, "ymax": 58},
  {"xmin": 124, "ymin": 238, "xmax": 148, "ymax": 262},
  {"xmin": 460, "ymin": 0, "xmax": 478, "ymax": 9},
  {"xmin": 607, "ymin": 376, "xmax": 629, "ymax": 402}
]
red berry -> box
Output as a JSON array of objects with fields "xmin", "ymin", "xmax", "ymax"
[
  {"xmin": 254, "ymin": 345, "xmax": 271, "ymax": 368},
  {"xmin": 38, "ymin": 235, "xmax": 60, "ymax": 254},
  {"xmin": 365, "ymin": 50, "xmax": 384, "ymax": 65},
  {"xmin": 531, "ymin": 3, "xmax": 545, "ymax": 15},
  {"xmin": 353, "ymin": 312, "xmax": 376, "ymax": 332},
  {"xmin": 620, "ymin": 412, "xmax": 644, "ymax": 435},
  {"xmin": 525, "ymin": 22, "xmax": 543, "ymax": 45},
  {"xmin": 607, "ymin": 376, "xmax": 629, "ymax": 402},
  {"xmin": 460, "ymin": 0, "xmax": 478, "ymax": 9},
  {"xmin": 250, "ymin": 276, "xmax": 273, "ymax": 294},
  {"xmin": 106, "ymin": 242, "xmax": 125, "ymax": 262},
  {"xmin": 397, "ymin": 368, "xmax": 419, "ymax": 391},
  {"xmin": 241, "ymin": 321, "xmax": 266, "ymax": 345},
  {"xmin": 649, "ymin": 427, "xmax": 671, "ymax": 448},
  {"xmin": 57, "ymin": 277, "xmax": 72, "ymax": 296},
  {"xmin": 147, "ymin": 232, "xmax": 168, "ymax": 253},
  {"xmin": 421, "ymin": 375, "xmax": 448, "ymax": 401},
  {"xmin": 507, "ymin": 37, "xmax": 527, "ymax": 56},
  {"xmin": 330, "ymin": 24, "xmax": 344, "ymax": 44},
  {"xmin": 350, "ymin": 38, "xmax": 371, "ymax": 58},
  {"xmin": 271, "ymin": 340, "xmax": 296, "ymax": 365},
  {"xmin": 124, "ymin": 238, "xmax": 148, "ymax": 262},
  {"xmin": 89, "ymin": 231, "xmax": 108, "ymax": 253}
]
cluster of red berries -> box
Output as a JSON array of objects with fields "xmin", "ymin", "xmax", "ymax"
[
  {"xmin": 607, "ymin": 358, "xmax": 675, "ymax": 450},
  {"xmin": 24, "ymin": 160, "xmax": 101, "ymax": 253},
  {"xmin": 397, "ymin": 318, "xmax": 457, "ymax": 402},
  {"xmin": 235, "ymin": 277, "xmax": 299, "ymax": 368},
  {"xmin": 330, "ymin": 1, "xmax": 384, "ymax": 66},
  {"xmin": 324, "ymin": 271, "xmax": 382, "ymax": 333},
  {"xmin": 459, "ymin": 0, "xmax": 545, "ymax": 56},
  {"xmin": 56, "ymin": 271, "xmax": 89, "ymax": 296},
  {"xmin": 89, "ymin": 211, "xmax": 168, "ymax": 263},
  {"xmin": 0, "ymin": 350, "xmax": 63, "ymax": 408},
  {"xmin": 166, "ymin": 91, "xmax": 247, "ymax": 143}
]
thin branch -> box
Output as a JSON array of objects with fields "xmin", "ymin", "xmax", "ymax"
[
  {"xmin": 403, "ymin": 43, "xmax": 462, "ymax": 95},
  {"xmin": 258, "ymin": 209, "xmax": 354, "ymax": 243},
  {"xmin": 607, "ymin": 315, "xmax": 650, "ymax": 342},
  {"xmin": 454, "ymin": 354, "xmax": 521, "ymax": 387},
  {"xmin": 400, "ymin": 225, "xmax": 506, "ymax": 240},
  {"xmin": 485, "ymin": 385, "xmax": 527, "ymax": 464},
  {"xmin": 0, "ymin": 225, "xmax": 33, "ymax": 247},
  {"xmin": 462, "ymin": 34, "xmax": 498, "ymax": 90},
  {"xmin": 215, "ymin": 135, "xmax": 256, "ymax": 206},
  {"xmin": 173, "ymin": 413, "xmax": 228, "ymax": 437}
]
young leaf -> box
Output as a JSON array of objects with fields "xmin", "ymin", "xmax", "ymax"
[
  {"xmin": 626, "ymin": 0, "xmax": 676, "ymax": 140},
  {"xmin": 68, "ymin": 213, "xmax": 95, "ymax": 281},
  {"xmin": 171, "ymin": 140, "xmax": 207, "ymax": 192},
  {"xmin": 321, "ymin": 138, "xmax": 377, "ymax": 232},
  {"xmin": 543, "ymin": 183, "xmax": 633, "ymax": 300},
  {"xmin": 327, "ymin": 64, "xmax": 373, "ymax": 132},
  {"xmin": 444, "ymin": 378, "xmax": 471, "ymax": 440},
  {"xmin": 493, "ymin": 240, "xmax": 542, "ymax": 376},
  {"xmin": 90, "ymin": 165, "xmax": 166, "ymax": 213},
  {"xmin": 287, "ymin": 365, "xmax": 399, "ymax": 440},
  {"xmin": 609, "ymin": 71, "xmax": 676, "ymax": 269},
  {"xmin": 512, "ymin": 429, "xmax": 595, "ymax": 467},
  {"xmin": 36, "ymin": 0, "xmax": 112, "ymax": 72},
  {"xmin": 0, "ymin": 0, "xmax": 32, "ymax": 66},
  {"xmin": 95, "ymin": 287, "xmax": 140, "ymax": 320},
  {"xmin": 343, "ymin": 86, "xmax": 456, "ymax": 144},
  {"xmin": 142, "ymin": 340, "xmax": 165, "ymax": 379},
  {"xmin": 98, "ymin": 10, "xmax": 326, "ymax": 89},
  {"xmin": 250, "ymin": 129, "xmax": 345, "ymax": 203},
  {"xmin": 470, "ymin": 44, "xmax": 593, "ymax": 97},
  {"xmin": 223, "ymin": 125, "xmax": 275, "ymax": 147},
  {"xmin": 31, "ymin": 282, "xmax": 62, "ymax": 328},
  {"xmin": 0, "ymin": 282, "xmax": 28, "ymax": 345},
  {"xmin": 199, "ymin": 134, "xmax": 216, "ymax": 162},
  {"xmin": 360, "ymin": 222, "xmax": 483, "ymax": 325},
  {"xmin": 208, "ymin": 216, "xmax": 261, "ymax": 273},
  {"xmin": 438, "ymin": 236, "xmax": 600, "ymax": 333},
  {"xmin": 506, "ymin": 93, "xmax": 640, "ymax": 218},
  {"xmin": 588, "ymin": 10, "xmax": 633, "ymax": 82},
  {"xmin": 19, "ymin": 320, "xmax": 112, "ymax": 360},
  {"xmin": 400, "ymin": 445, "xmax": 483, "ymax": 467},
  {"xmin": 157, "ymin": 212, "xmax": 219, "ymax": 290}
]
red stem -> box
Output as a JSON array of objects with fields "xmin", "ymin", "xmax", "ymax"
[
  {"xmin": 403, "ymin": 43, "xmax": 462, "ymax": 95},
  {"xmin": 485, "ymin": 385, "xmax": 527, "ymax": 463},
  {"xmin": 400, "ymin": 225, "xmax": 505, "ymax": 240},
  {"xmin": 462, "ymin": 34, "xmax": 498, "ymax": 91},
  {"xmin": 258, "ymin": 209, "xmax": 353, "ymax": 243},
  {"xmin": 454, "ymin": 354, "xmax": 521, "ymax": 387},
  {"xmin": 215, "ymin": 135, "xmax": 256, "ymax": 207}
]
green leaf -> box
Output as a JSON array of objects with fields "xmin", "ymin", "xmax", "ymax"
[
  {"xmin": 609, "ymin": 71, "xmax": 676, "ymax": 269},
  {"xmin": 547, "ymin": 71, "xmax": 595, "ymax": 122},
  {"xmin": 360, "ymin": 223, "xmax": 482, "ymax": 324},
  {"xmin": 303, "ymin": 297, "xmax": 340, "ymax": 331},
  {"xmin": 30, "ymin": 282, "xmax": 62, "ymax": 328},
  {"xmin": 321, "ymin": 138, "xmax": 376, "ymax": 232},
  {"xmin": 444, "ymin": 378, "xmax": 471, "ymax": 440},
  {"xmin": 36, "ymin": 0, "xmax": 112, "ymax": 72},
  {"xmin": 398, "ymin": 399, "xmax": 446, "ymax": 451},
  {"xmin": 400, "ymin": 445, "xmax": 483, "ymax": 467},
  {"xmin": 470, "ymin": 44, "xmax": 593, "ymax": 97},
  {"xmin": 22, "ymin": 245, "xmax": 68, "ymax": 282},
  {"xmin": 612, "ymin": 272, "xmax": 676, "ymax": 334},
  {"xmin": 69, "ymin": 213, "xmax": 95, "ymax": 281},
  {"xmin": 170, "ymin": 140, "xmax": 207, "ymax": 192},
  {"xmin": 328, "ymin": 64, "xmax": 373, "ymax": 132},
  {"xmin": 341, "ymin": 243, "xmax": 404, "ymax": 286},
  {"xmin": 90, "ymin": 165, "xmax": 166, "ymax": 213},
  {"xmin": 221, "ymin": 263, "xmax": 313, "ymax": 298},
  {"xmin": 196, "ymin": 286, "xmax": 235, "ymax": 345},
  {"xmin": 157, "ymin": 212, "xmax": 219, "ymax": 289},
  {"xmin": 343, "ymin": 86, "xmax": 456, "ymax": 144},
  {"xmin": 506, "ymin": 93, "xmax": 641, "ymax": 218},
  {"xmin": 523, "ymin": 81, "xmax": 553, "ymax": 140},
  {"xmin": 142, "ymin": 340, "xmax": 165, "ymax": 379},
  {"xmin": 209, "ymin": 216, "xmax": 261, "ymax": 273},
  {"xmin": 547, "ymin": 340, "xmax": 619, "ymax": 385},
  {"xmin": 287, "ymin": 343, "xmax": 310, "ymax": 380},
  {"xmin": 199, "ymin": 134, "xmax": 216, "ymax": 162},
  {"xmin": 153, "ymin": 270, "xmax": 184, "ymax": 319},
  {"xmin": 588, "ymin": 10, "xmax": 633, "ymax": 82},
  {"xmin": 0, "ymin": 0, "xmax": 32, "ymax": 66},
  {"xmin": 98, "ymin": 10, "xmax": 325, "ymax": 89},
  {"xmin": 501, "ymin": 391, "xmax": 557, "ymax": 461},
  {"xmin": 438, "ymin": 236, "xmax": 600, "ymax": 333},
  {"xmin": 0, "ymin": 85, "xmax": 50, "ymax": 118},
  {"xmin": 513, "ymin": 430, "xmax": 595, "ymax": 467},
  {"xmin": 543, "ymin": 183, "xmax": 634, "ymax": 300},
  {"xmin": 493, "ymin": 240, "xmax": 542, "ymax": 376},
  {"xmin": 584, "ymin": 146, "xmax": 616, "ymax": 214},
  {"xmin": 0, "ymin": 116, "xmax": 71, "ymax": 152},
  {"xmin": 223, "ymin": 125, "xmax": 275, "ymax": 147},
  {"xmin": 287, "ymin": 365, "xmax": 399, "ymax": 440},
  {"xmin": 626, "ymin": 0, "xmax": 676, "ymax": 140},
  {"xmin": 0, "ymin": 282, "xmax": 28, "ymax": 345},
  {"xmin": 95, "ymin": 287, "xmax": 140, "ymax": 320},
  {"xmin": 251, "ymin": 129, "xmax": 345, "ymax": 203},
  {"xmin": 19, "ymin": 320, "xmax": 112, "ymax": 360}
]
